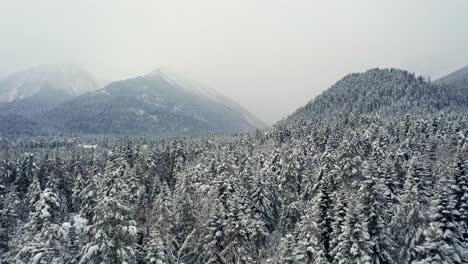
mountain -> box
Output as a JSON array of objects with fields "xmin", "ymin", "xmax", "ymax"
[
  {"xmin": 434, "ymin": 64, "xmax": 468, "ymax": 99},
  {"xmin": 286, "ymin": 68, "xmax": 468, "ymax": 124},
  {"xmin": 38, "ymin": 68, "xmax": 265, "ymax": 135},
  {"xmin": 0, "ymin": 64, "xmax": 100, "ymax": 117},
  {"xmin": 0, "ymin": 64, "xmax": 100, "ymax": 102}
]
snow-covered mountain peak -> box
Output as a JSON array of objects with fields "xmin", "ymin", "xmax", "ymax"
[
  {"xmin": 145, "ymin": 67, "xmax": 177, "ymax": 85},
  {"xmin": 0, "ymin": 64, "xmax": 100, "ymax": 102},
  {"xmin": 145, "ymin": 67, "xmax": 224, "ymax": 103}
]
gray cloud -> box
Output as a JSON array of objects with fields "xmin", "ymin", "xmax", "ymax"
[{"xmin": 1, "ymin": 0, "xmax": 468, "ymax": 124}]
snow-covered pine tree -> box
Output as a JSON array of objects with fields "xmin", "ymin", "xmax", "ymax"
[
  {"xmin": 391, "ymin": 157, "xmax": 431, "ymax": 263},
  {"xmin": 145, "ymin": 183, "xmax": 177, "ymax": 264},
  {"xmin": 412, "ymin": 222, "xmax": 445, "ymax": 264},
  {"xmin": 274, "ymin": 233, "xmax": 300, "ymax": 264},
  {"xmin": 250, "ymin": 168, "xmax": 279, "ymax": 245},
  {"xmin": 70, "ymin": 168, "xmax": 86, "ymax": 214},
  {"xmin": 9, "ymin": 186, "xmax": 63, "ymax": 263},
  {"xmin": 416, "ymin": 175, "xmax": 464, "ymax": 264},
  {"xmin": 144, "ymin": 229, "xmax": 168, "ymax": 264},
  {"xmin": 172, "ymin": 170, "xmax": 198, "ymax": 263},
  {"xmin": 17, "ymin": 153, "xmax": 38, "ymax": 201},
  {"xmin": 335, "ymin": 138, "xmax": 362, "ymax": 188},
  {"xmin": 77, "ymin": 171, "xmax": 100, "ymax": 224},
  {"xmin": 292, "ymin": 200, "xmax": 327, "ymax": 264},
  {"xmin": 198, "ymin": 208, "xmax": 226, "ymax": 264},
  {"xmin": 313, "ymin": 173, "xmax": 334, "ymax": 262},
  {"xmin": 357, "ymin": 142, "xmax": 395, "ymax": 264},
  {"xmin": 63, "ymin": 215, "xmax": 88, "ymax": 264},
  {"xmin": 450, "ymin": 149, "xmax": 468, "ymax": 244},
  {"xmin": 330, "ymin": 199, "xmax": 372, "ymax": 264},
  {"xmin": 0, "ymin": 183, "xmax": 18, "ymax": 258},
  {"xmin": 79, "ymin": 157, "xmax": 137, "ymax": 264},
  {"xmin": 278, "ymin": 148, "xmax": 304, "ymax": 232},
  {"xmin": 329, "ymin": 191, "xmax": 348, "ymax": 263},
  {"xmin": 222, "ymin": 182, "xmax": 255, "ymax": 264}
]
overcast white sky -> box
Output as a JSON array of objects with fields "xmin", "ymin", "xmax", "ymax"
[{"xmin": 1, "ymin": 0, "xmax": 468, "ymax": 124}]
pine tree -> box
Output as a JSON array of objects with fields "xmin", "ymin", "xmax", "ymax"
[
  {"xmin": 279, "ymin": 149, "xmax": 304, "ymax": 232},
  {"xmin": 17, "ymin": 153, "xmax": 38, "ymax": 198},
  {"xmin": 413, "ymin": 222, "xmax": 445, "ymax": 264},
  {"xmin": 0, "ymin": 183, "xmax": 18, "ymax": 257},
  {"xmin": 80, "ymin": 158, "xmax": 137, "ymax": 264},
  {"xmin": 10, "ymin": 187, "xmax": 63, "ymax": 263},
  {"xmin": 77, "ymin": 171, "xmax": 100, "ymax": 224},
  {"xmin": 450, "ymin": 150, "xmax": 468, "ymax": 243},
  {"xmin": 222, "ymin": 185, "xmax": 255, "ymax": 264},
  {"xmin": 64, "ymin": 216, "xmax": 87, "ymax": 264},
  {"xmin": 198, "ymin": 209, "xmax": 226, "ymax": 264},
  {"xmin": 71, "ymin": 168, "xmax": 86, "ymax": 213},
  {"xmin": 391, "ymin": 158, "xmax": 430, "ymax": 263},
  {"xmin": 249, "ymin": 171, "xmax": 278, "ymax": 259},
  {"xmin": 172, "ymin": 174, "xmax": 198, "ymax": 263},
  {"xmin": 144, "ymin": 229, "xmax": 168, "ymax": 264},
  {"xmin": 330, "ymin": 200, "xmax": 372, "ymax": 264},
  {"xmin": 358, "ymin": 157, "xmax": 395, "ymax": 263},
  {"xmin": 145, "ymin": 184, "xmax": 177, "ymax": 264},
  {"xmin": 274, "ymin": 234, "xmax": 300, "ymax": 264},
  {"xmin": 329, "ymin": 191, "xmax": 348, "ymax": 263},
  {"xmin": 250, "ymin": 167, "xmax": 280, "ymax": 234},
  {"xmin": 293, "ymin": 201, "xmax": 325, "ymax": 264},
  {"xmin": 417, "ymin": 177, "xmax": 464, "ymax": 264}
]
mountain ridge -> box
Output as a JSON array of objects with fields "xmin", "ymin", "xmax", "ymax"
[
  {"xmin": 0, "ymin": 64, "xmax": 100, "ymax": 103},
  {"xmin": 34, "ymin": 69, "xmax": 265, "ymax": 135},
  {"xmin": 284, "ymin": 67, "xmax": 467, "ymax": 125},
  {"xmin": 434, "ymin": 64, "xmax": 468, "ymax": 99}
]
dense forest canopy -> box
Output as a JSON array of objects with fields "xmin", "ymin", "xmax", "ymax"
[{"xmin": 0, "ymin": 68, "xmax": 467, "ymax": 263}]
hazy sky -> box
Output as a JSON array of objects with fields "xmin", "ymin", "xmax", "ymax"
[{"xmin": 1, "ymin": 0, "xmax": 468, "ymax": 124}]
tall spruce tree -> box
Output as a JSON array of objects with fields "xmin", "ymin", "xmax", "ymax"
[{"xmin": 79, "ymin": 157, "xmax": 137, "ymax": 264}]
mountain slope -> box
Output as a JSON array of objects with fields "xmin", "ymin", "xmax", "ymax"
[
  {"xmin": 0, "ymin": 64, "xmax": 101, "ymax": 117},
  {"xmin": 286, "ymin": 68, "xmax": 467, "ymax": 123},
  {"xmin": 434, "ymin": 64, "xmax": 468, "ymax": 99},
  {"xmin": 0, "ymin": 64, "xmax": 100, "ymax": 102},
  {"xmin": 147, "ymin": 69, "xmax": 265, "ymax": 129},
  {"xmin": 38, "ymin": 69, "xmax": 265, "ymax": 135},
  {"xmin": 0, "ymin": 114, "xmax": 43, "ymax": 136}
]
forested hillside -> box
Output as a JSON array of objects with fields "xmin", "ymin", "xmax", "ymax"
[
  {"xmin": 435, "ymin": 65, "xmax": 468, "ymax": 100},
  {"xmin": 287, "ymin": 68, "xmax": 467, "ymax": 123},
  {"xmin": 0, "ymin": 68, "xmax": 467, "ymax": 263}
]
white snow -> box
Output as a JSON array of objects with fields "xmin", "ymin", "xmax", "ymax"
[
  {"xmin": 78, "ymin": 144, "xmax": 98, "ymax": 149},
  {"xmin": 145, "ymin": 67, "xmax": 265, "ymax": 128},
  {"xmin": 40, "ymin": 208, "xmax": 51, "ymax": 219},
  {"xmin": 146, "ymin": 68, "xmax": 224, "ymax": 103},
  {"xmin": 159, "ymin": 73, "xmax": 176, "ymax": 86},
  {"xmin": 82, "ymin": 245, "xmax": 100, "ymax": 261},
  {"xmin": 31, "ymin": 252, "xmax": 44, "ymax": 264}
]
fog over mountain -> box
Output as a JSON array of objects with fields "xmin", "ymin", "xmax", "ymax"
[
  {"xmin": 0, "ymin": 64, "xmax": 101, "ymax": 122},
  {"xmin": 2, "ymin": 0, "xmax": 468, "ymax": 123},
  {"xmin": 0, "ymin": 65, "xmax": 265, "ymax": 136},
  {"xmin": 0, "ymin": 64, "xmax": 99, "ymax": 103}
]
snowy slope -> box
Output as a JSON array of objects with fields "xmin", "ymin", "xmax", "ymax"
[
  {"xmin": 434, "ymin": 64, "xmax": 468, "ymax": 99},
  {"xmin": 0, "ymin": 64, "xmax": 100, "ymax": 102},
  {"xmin": 285, "ymin": 68, "xmax": 467, "ymax": 124},
  {"xmin": 146, "ymin": 68, "xmax": 266, "ymax": 128},
  {"xmin": 37, "ymin": 69, "xmax": 265, "ymax": 135}
]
